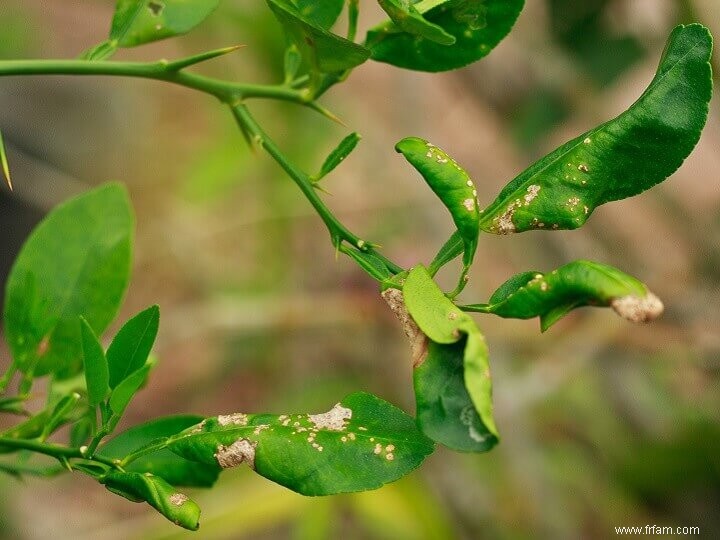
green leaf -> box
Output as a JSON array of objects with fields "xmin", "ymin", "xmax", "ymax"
[
  {"xmin": 395, "ymin": 137, "xmax": 479, "ymax": 276},
  {"xmin": 79, "ymin": 40, "xmax": 118, "ymax": 61},
  {"xmin": 101, "ymin": 471, "xmax": 201, "ymax": 531},
  {"xmin": 294, "ymin": 0, "xmax": 345, "ymax": 30},
  {"xmin": 0, "ymin": 396, "xmax": 29, "ymax": 415},
  {"xmin": 70, "ymin": 415, "xmax": 94, "ymax": 448},
  {"xmin": 461, "ymin": 260, "xmax": 664, "ymax": 331},
  {"xmin": 106, "ymin": 306, "xmax": 159, "ymax": 389},
  {"xmin": 166, "ymin": 392, "xmax": 435, "ymax": 496},
  {"xmin": 314, "ymin": 132, "xmax": 361, "ymax": 181},
  {"xmin": 109, "ymin": 0, "xmax": 220, "ymax": 48},
  {"xmin": 100, "ymin": 416, "xmax": 221, "ymax": 487},
  {"xmin": 342, "ymin": 247, "xmax": 393, "ymax": 282},
  {"xmin": 414, "ymin": 339, "xmax": 497, "ymax": 452},
  {"xmin": 40, "ymin": 392, "xmax": 81, "ymax": 440},
  {"xmin": 80, "ymin": 318, "xmax": 110, "ymax": 407},
  {"xmin": 109, "ymin": 362, "xmax": 153, "ymax": 419},
  {"xmin": 4, "ymin": 183, "xmax": 133, "ymax": 378},
  {"xmin": 366, "ymin": 0, "xmax": 524, "ymax": 72},
  {"xmin": 479, "ymin": 24, "xmax": 713, "ymax": 235},
  {"xmin": 377, "ymin": 0, "xmax": 455, "ymax": 45},
  {"xmin": 402, "ymin": 265, "xmax": 497, "ymax": 437},
  {"xmin": 267, "ymin": 0, "xmax": 370, "ymax": 74}
]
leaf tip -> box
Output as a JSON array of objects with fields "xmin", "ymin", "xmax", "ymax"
[{"xmin": 610, "ymin": 292, "xmax": 664, "ymax": 323}]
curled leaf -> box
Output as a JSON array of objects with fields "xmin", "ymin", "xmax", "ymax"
[
  {"xmin": 396, "ymin": 137, "xmax": 479, "ymax": 293},
  {"xmin": 479, "ymin": 24, "xmax": 712, "ymax": 235},
  {"xmin": 314, "ymin": 132, "xmax": 361, "ymax": 181},
  {"xmin": 102, "ymin": 471, "xmax": 201, "ymax": 530},
  {"xmin": 165, "ymin": 392, "xmax": 434, "ymax": 496},
  {"xmin": 394, "ymin": 265, "xmax": 498, "ymax": 440},
  {"xmin": 461, "ymin": 260, "xmax": 663, "ymax": 331}
]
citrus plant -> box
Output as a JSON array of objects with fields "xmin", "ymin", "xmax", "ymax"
[{"xmin": 0, "ymin": 1, "xmax": 713, "ymax": 531}]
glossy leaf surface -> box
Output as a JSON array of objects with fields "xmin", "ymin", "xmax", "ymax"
[
  {"xmin": 294, "ymin": 0, "xmax": 345, "ymax": 29},
  {"xmin": 80, "ymin": 318, "xmax": 109, "ymax": 407},
  {"xmin": 396, "ymin": 137, "xmax": 479, "ymax": 269},
  {"xmin": 377, "ymin": 0, "xmax": 455, "ymax": 45},
  {"xmin": 166, "ymin": 392, "xmax": 434, "ymax": 496},
  {"xmin": 479, "ymin": 24, "xmax": 713, "ymax": 235},
  {"xmin": 461, "ymin": 260, "xmax": 663, "ymax": 331},
  {"xmin": 102, "ymin": 471, "xmax": 201, "ymax": 530},
  {"xmin": 415, "ymin": 340, "xmax": 497, "ymax": 452},
  {"xmin": 100, "ymin": 416, "xmax": 221, "ymax": 487},
  {"xmin": 315, "ymin": 132, "xmax": 361, "ymax": 180},
  {"xmin": 109, "ymin": 0, "xmax": 220, "ymax": 48},
  {"xmin": 106, "ymin": 306, "xmax": 159, "ymax": 389},
  {"xmin": 267, "ymin": 0, "xmax": 370, "ymax": 74},
  {"xmin": 4, "ymin": 183, "xmax": 133, "ymax": 377},
  {"xmin": 367, "ymin": 0, "xmax": 524, "ymax": 72},
  {"xmin": 402, "ymin": 266, "xmax": 497, "ymax": 437}
]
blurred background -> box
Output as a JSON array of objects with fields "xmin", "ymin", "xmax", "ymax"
[{"xmin": 0, "ymin": 1, "xmax": 719, "ymax": 538}]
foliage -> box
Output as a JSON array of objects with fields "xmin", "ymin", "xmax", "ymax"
[{"xmin": 0, "ymin": 0, "xmax": 713, "ymax": 532}]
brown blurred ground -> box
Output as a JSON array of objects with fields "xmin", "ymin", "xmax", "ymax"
[{"xmin": 0, "ymin": 1, "xmax": 719, "ymax": 539}]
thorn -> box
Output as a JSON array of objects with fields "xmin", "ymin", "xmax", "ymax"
[
  {"xmin": 166, "ymin": 44, "xmax": 245, "ymax": 71},
  {"xmin": 307, "ymin": 102, "xmax": 346, "ymax": 126},
  {"xmin": 0, "ymin": 129, "xmax": 13, "ymax": 191},
  {"xmin": 311, "ymin": 182, "xmax": 332, "ymax": 195}
]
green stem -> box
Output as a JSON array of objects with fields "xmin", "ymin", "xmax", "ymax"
[
  {"xmin": 0, "ymin": 437, "xmax": 121, "ymax": 470},
  {"xmin": 0, "ymin": 56, "xmax": 404, "ymax": 275},
  {"xmin": 0, "ymin": 59, "xmax": 305, "ymax": 104}
]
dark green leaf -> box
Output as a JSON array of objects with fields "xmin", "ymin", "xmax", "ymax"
[
  {"xmin": 100, "ymin": 416, "xmax": 221, "ymax": 487},
  {"xmin": 314, "ymin": 132, "xmax": 361, "ymax": 180},
  {"xmin": 166, "ymin": 392, "xmax": 435, "ymax": 496},
  {"xmin": 71, "ymin": 416, "xmax": 94, "ymax": 448},
  {"xmin": 402, "ymin": 265, "xmax": 497, "ymax": 436},
  {"xmin": 396, "ymin": 137, "xmax": 479, "ymax": 273},
  {"xmin": 479, "ymin": 24, "xmax": 712, "ymax": 234},
  {"xmin": 109, "ymin": 0, "xmax": 220, "ymax": 48},
  {"xmin": 101, "ymin": 471, "xmax": 201, "ymax": 531},
  {"xmin": 106, "ymin": 306, "xmax": 159, "ymax": 389},
  {"xmin": 461, "ymin": 260, "xmax": 664, "ymax": 331},
  {"xmin": 415, "ymin": 340, "xmax": 497, "ymax": 452},
  {"xmin": 109, "ymin": 363, "xmax": 152, "ymax": 419},
  {"xmin": 377, "ymin": 0, "xmax": 455, "ymax": 45},
  {"xmin": 80, "ymin": 318, "xmax": 110, "ymax": 407},
  {"xmin": 294, "ymin": 0, "xmax": 345, "ymax": 30},
  {"xmin": 342, "ymin": 247, "xmax": 393, "ymax": 282},
  {"xmin": 428, "ymin": 230, "xmax": 463, "ymax": 274},
  {"xmin": 267, "ymin": 0, "xmax": 370, "ymax": 74},
  {"xmin": 41, "ymin": 392, "xmax": 81, "ymax": 440},
  {"xmin": 366, "ymin": 0, "xmax": 524, "ymax": 72},
  {"xmin": 0, "ymin": 396, "xmax": 29, "ymax": 415},
  {"xmin": 4, "ymin": 183, "xmax": 133, "ymax": 378}
]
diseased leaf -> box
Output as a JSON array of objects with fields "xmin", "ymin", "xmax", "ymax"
[
  {"xmin": 106, "ymin": 306, "xmax": 159, "ymax": 389},
  {"xmin": 267, "ymin": 0, "xmax": 370, "ymax": 74},
  {"xmin": 479, "ymin": 24, "xmax": 712, "ymax": 235},
  {"xmin": 401, "ymin": 265, "xmax": 498, "ymax": 437},
  {"xmin": 396, "ymin": 137, "xmax": 479, "ymax": 289},
  {"xmin": 100, "ymin": 416, "xmax": 221, "ymax": 488},
  {"xmin": 165, "ymin": 392, "xmax": 434, "ymax": 496},
  {"xmin": 4, "ymin": 183, "xmax": 133, "ymax": 378},
  {"xmin": 101, "ymin": 471, "xmax": 201, "ymax": 531},
  {"xmin": 415, "ymin": 340, "xmax": 497, "ymax": 452},
  {"xmin": 366, "ymin": 0, "xmax": 524, "ymax": 72},
  {"xmin": 377, "ymin": 0, "xmax": 455, "ymax": 45},
  {"xmin": 461, "ymin": 260, "xmax": 664, "ymax": 331},
  {"xmin": 109, "ymin": 0, "xmax": 220, "ymax": 48},
  {"xmin": 80, "ymin": 318, "xmax": 109, "ymax": 407}
]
